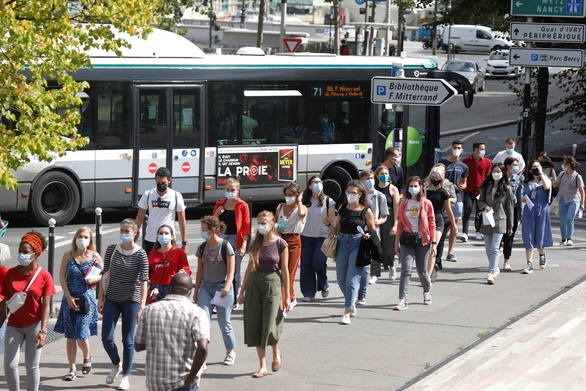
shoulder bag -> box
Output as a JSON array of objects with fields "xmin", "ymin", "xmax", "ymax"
[
  {"xmin": 101, "ymin": 244, "xmax": 118, "ymax": 297},
  {"xmin": 321, "ymin": 203, "xmax": 343, "ymax": 258},
  {"xmin": 6, "ymin": 266, "xmax": 42, "ymax": 314},
  {"xmin": 146, "ymin": 247, "xmax": 175, "ymax": 305},
  {"xmin": 69, "ymin": 254, "xmax": 98, "ymax": 316}
]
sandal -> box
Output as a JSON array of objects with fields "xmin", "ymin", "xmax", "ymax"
[
  {"xmin": 252, "ymin": 370, "xmax": 267, "ymax": 378},
  {"xmin": 82, "ymin": 355, "xmax": 92, "ymax": 375},
  {"xmin": 64, "ymin": 369, "xmax": 76, "ymax": 381},
  {"xmin": 272, "ymin": 351, "xmax": 282, "ymax": 372}
]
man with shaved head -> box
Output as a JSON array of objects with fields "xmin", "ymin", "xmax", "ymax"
[{"xmin": 136, "ymin": 273, "xmax": 209, "ymax": 391}]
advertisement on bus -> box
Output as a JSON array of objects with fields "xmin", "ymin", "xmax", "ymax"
[{"xmin": 217, "ymin": 145, "xmax": 298, "ymax": 188}]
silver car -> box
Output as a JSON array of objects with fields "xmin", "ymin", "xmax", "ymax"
[
  {"xmin": 441, "ymin": 59, "xmax": 485, "ymax": 93},
  {"xmin": 485, "ymin": 50, "xmax": 524, "ymax": 79}
]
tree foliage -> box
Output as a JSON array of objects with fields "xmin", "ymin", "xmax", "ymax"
[{"xmin": 0, "ymin": 0, "xmax": 198, "ymax": 189}]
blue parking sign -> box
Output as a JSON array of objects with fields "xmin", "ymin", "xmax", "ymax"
[
  {"xmin": 377, "ymin": 86, "xmax": 386, "ymax": 95},
  {"xmin": 531, "ymin": 54, "xmax": 538, "ymax": 61}
]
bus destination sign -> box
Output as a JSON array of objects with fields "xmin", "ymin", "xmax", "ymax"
[{"xmin": 312, "ymin": 83, "xmax": 364, "ymax": 99}]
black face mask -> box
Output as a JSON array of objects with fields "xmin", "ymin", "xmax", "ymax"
[
  {"xmin": 531, "ymin": 168, "xmax": 540, "ymax": 177},
  {"xmin": 156, "ymin": 183, "xmax": 168, "ymax": 193},
  {"xmin": 430, "ymin": 178, "xmax": 442, "ymax": 186}
]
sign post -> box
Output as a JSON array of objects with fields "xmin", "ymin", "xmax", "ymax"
[{"xmin": 371, "ymin": 77, "xmax": 458, "ymax": 106}]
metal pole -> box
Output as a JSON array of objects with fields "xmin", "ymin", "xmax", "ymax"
[
  {"xmin": 208, "ymin": 10, "xmax": 214, "ymax": 51},
  {"xmin": 385, "ymin": 0, "xmax": 391, "ymax": 56},
  {"xmin": 280, "ymin": 0, "xmax": 287, "ymax": 53},
  {"xmin": 48, "ymin": 218, "xmax": 56, "ymax": 316},
  {"xmin": 247, "ymin": 197, "xmax": 253, "ymax": 252},
  {"xmin": 393, "ymin": 105, "xmax": 404, "ymax": 154},
  {"xmin": 521, "ymin": 17, "xmax": 533, "ymax": 164},
  {"xmin": 432, "ymin": 0, "xmax": 438, "ymax": 55},
  {"xmin": 240, "ymin": 0, "xmax": 246, "ymax": 29},
  {"xmin": 94, "ymin": 207, "xmax": 102, "ymax": 297}
]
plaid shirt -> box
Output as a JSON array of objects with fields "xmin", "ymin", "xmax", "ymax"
[{"xmin": 135, "ymin": 295, "xmax": 210, "ymax": 391}]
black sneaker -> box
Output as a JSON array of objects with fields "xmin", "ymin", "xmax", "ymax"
[{"xmin": 539, "ymin": 253, "xmax": 547, "ymax": 269}]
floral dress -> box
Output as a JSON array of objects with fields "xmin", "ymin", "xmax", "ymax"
[{"xmin": 54, "ymin": 255, "xmax": 100, "ymax": 340}]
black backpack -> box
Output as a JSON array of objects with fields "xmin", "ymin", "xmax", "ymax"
[{"xmin": 198, "ymin": 239, "xmax": 229, "ymax": 261}]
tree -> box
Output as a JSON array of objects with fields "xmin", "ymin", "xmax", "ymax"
[
  {"xmin": 257, "ymin": 0, "xmax": 267, "ymax": 48},
  {"xmin": 396, "ymin": 0, "xmax": 433, "ymax": 54},
  {"xmin": 0, "ymin": 0, "xmax": 196, "ymax": 190}
]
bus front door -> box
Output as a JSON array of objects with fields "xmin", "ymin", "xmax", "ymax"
[{"xmin": 133, "ymin": 85, "xmax": 205, "ymax": 207}]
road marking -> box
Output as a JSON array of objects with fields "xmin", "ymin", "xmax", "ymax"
[{"xmin": 442, "ymin": 131, "xmax": 480, "ymax": 152}]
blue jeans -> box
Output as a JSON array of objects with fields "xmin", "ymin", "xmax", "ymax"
[
  {"xmin": 300, "ymin": 235, "xmax": 329, "ymax": 298},
  {"xmin": 359, "ymin": 265, "xmax": 370, "ymax": 298},
  {"xmin": 197, "ymin": 281, "xmax": 236, "ymax": 351},
  {"xmin": 335, "ymin": 233, "xmax": 363, "ymax": 310},
  {"xmin": 101, "ymin": 299, "xmax": 139, "ymax": 376},
  {"xmin": 221, "ymin": 234, "xmax": 242, "ymax": 301},
  {"xmin": 174, "ymin": 385, "xmax": 198, "ymax": 391},
  {"xmin": 149, "ymin": 284, "xmax": 169, "ymax": 299},
  {"xmin": 484, "ymin": 233, "xmax": 504, "ymax": 271},
  {"xmin": 559, "ymin": 200, "xmax": 580, "ymax": 240}
]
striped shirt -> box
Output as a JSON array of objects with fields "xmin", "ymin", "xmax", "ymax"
[
  {"xmin": 103, "ymin": 244, "xmax": 149, "ymax": 303},
  {"xmin": 135, "ymin": 295, "xmax": 210, "ymax": 391}
]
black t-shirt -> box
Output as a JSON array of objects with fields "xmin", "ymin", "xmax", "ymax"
[
  {"xmin": 426, "ymin": 188, "xmax": 450, "ymax": 213},
  {"xmin": 339, "ymin": 204, "xmax": 369, "ymax": 234},
  {"xmin": 376, "ymin": 185, "xmax": 394, "ymax": 209}
]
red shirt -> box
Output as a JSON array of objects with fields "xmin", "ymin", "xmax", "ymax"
[
  {"xmin": 463, "ymin": 155, "xmax": 492, "ymax": 195},
  {"xmin": 0, "ymin": 265, "xmax": 8, "ymax": 302},
  {"xmin": 149, "ymin": 246, "xmax": 191, "ymax": 286},
  {"xmin": 2, "ymin": 266, "xmax": 56, "ymax": 328}
]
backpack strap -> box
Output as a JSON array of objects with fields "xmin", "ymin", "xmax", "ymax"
[
  {"xmin": 220, "ymin": 239, "xmax": 229, "ymax": 262},
  {"xmin": 198, "ymin": 240, "xmax": 208, "ymax": 259}
]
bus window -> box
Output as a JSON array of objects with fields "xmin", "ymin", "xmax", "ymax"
[
  {"xmin": 243, "ymin": 84, "xmax": 306, "ymax": 145},
  {"xmin": 139, "ymin": 89, "xmax": 167, "ymax": 149},
  {"xmin": 308, "ymin": 82, "xmax": 369, "ymax": 144},
  {"xmin": 209, "ymin": 82, "xmax": 238, "ymax": 146},
  {"xmin": 173, "ymin": 89, "xmax": 200, "ymax": 148}
]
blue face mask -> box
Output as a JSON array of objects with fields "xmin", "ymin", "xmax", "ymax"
[
  {"xmin": 120, "ymin": 234, "xmax": 133, "ymax": 243},
  {"xmin": 321, "ymin": 117, "xmax": 328, "ymax": 124},
  {"xmin": 201, "ymin": 230, "xmax": 210, "ymax": 240},
  {"xmin": 478, "ymin": 150, "xmax": 486, "ymax": 158},
  {"xmin": 342, "ymin": 119, "xmax": 349, "ymax": 125},
  {"xmin": 511, "ymin": 167, "xmax": 520, "ymax": 175},
  {"xmin": 312, "ymin": 183, "xmax": 323, "ymax": 194},
  {"xmin": 225, "ymin": 191, "xmax": 237, "ymax": 200},
  {"xmin": 17, "ymin": 253, "xmax": 34, "ymax": 267},
  {"xmin": 506, "ymin": 147, "xmax": 514, "ymax": 154},
  {"xmin": 409, "ymin": 187, "xmax": 420, "ymax": 196},
  {"xmin": 157, "ymin": 234, "xmax": 172, "ymax": 245},
  {"xmin": 561, "ymin": 164, "xmax": 567, "ymax": 172},
  {"xmin": 364, "ymin": 179, "xmax": 375, "ymax": 190},
  {"xmin": 379, "ymin": 174, "xmax": 389, "ymax": 183}
]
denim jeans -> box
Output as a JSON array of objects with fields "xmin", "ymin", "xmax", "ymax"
[
  {"xmin": 300, "ymin": 235, "xmax": 329, "ymax": 298},
  {"xmin": 359, "ymin": 264, "xmax": 370, "ymax": 298},
  {"xmin": 559, "ymin": 200, "xmax": 580, "ymax": 240},
  {"xmin": 221, "ymin": 234, "xmax": 242, "ymax": 301},
  {"xmin": 101, "ymin": 299, "xmax": 140, "ymax": 376},
  {"xmin": 149, "ymin": 284, "xmax": 169, "ymax": 299},
  {"xmin": 197, "ymin": 281, "xmax": 236, "ymax": 351},
  {"xmin": 484, "ymin": 233, "xmax": 504, "ymax": 271},
  {"xmin": 174, "ymin": 385, "xmax": 198, "ymax": 391},
  {"xmin": 335, "ymin": 233, "xmax": 363, "ymax": 310}
]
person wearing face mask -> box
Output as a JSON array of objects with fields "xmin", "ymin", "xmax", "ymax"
[
  {"xmin": 462, "ymin": 140, "xmax": 492, "ymax": 242},
  {"xmin": 334, "ymin": 180, "xmax": 376, "ymax": 324},
  {"xmin": 521, "ymin": 160, "xmax": 553, "ymax": 274},
  {"xmin": 374, "ymin": 165, "xmax": 400, "ymax": 280},
  {"xmin": 537, "ymin": 151, "xmax": 557, "ymax": 182},
  {"xmin": 502, "ymin": 157, "xmax": 524, "ymax": 271},
  {"xmin": 377, "ymin": 147, "xmax": 405, "ymax": 193},
  {"xmin": 54, "ymin": 227, "xmax": 104, "ymax": 381},
  {"xmin": 214, "ymin": 175, "xmax": 250, "ymax": 309},
  {"xmin": 194, "ymin": 216, "xmax": 236, "ymax": 366},
  {"xmin": 357, "ymin": 169, "xmax": 388, "ymax": 303},
  {"xmin": 552, "ymin": 156, "xmax": 585, "ymax": 246},
  {"xmin": 238, "ymin": 211, "xmax": 290, "ymax": 378},
  {"xmin": 492, "ymin": 137, "xmax": 526, "ymax": 173},
  {"xmin": 478, "ymin": 163, "xmax": 514, "ymax": 284},
  {"xmin": 0, "ymin": 231, "xmax": 54, "ymax": 391},
  {"xmin": 275, "ymin": 182, "xmax": 307, "ymax": 307},
  {"xmin": 394, "ymin": 177, "xmax": 436, "ymax": 311},
  {"xmin": 136, "ymin": 167, "xmax": 188, "ymax": 257},
  {"xmin": 318, "ymin": 111, "xmax": 335, "ymax": 143},
  {"xmin": 439, "ymin": 139, "xmax": 468, "ymax": 262},
  {"xmin": 148, "ymin": 225, "xmax": 190, "ymax": 302},
  {"xmin": 299, "ymin": 176, "xmax": 337, "ymax": 302},
  {"xmin": 98, "ymin": 218, "xmax": 148, "ymax": 390}
]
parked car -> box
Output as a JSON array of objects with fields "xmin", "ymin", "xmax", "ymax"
[
  {"xmin": 441, "ymin": 59, "xmax": 485, "ymax": 93},
  {"xmin": 485, "ymin": 49, "xmax": 524, "ymax": 79},
  {"xmin": 441, "ymin": 25, "xmax": 512, "ymax": 53}
]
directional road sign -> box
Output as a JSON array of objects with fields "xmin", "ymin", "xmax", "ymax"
[
  {"xmin": 511, "ymin": 0, "xmax": 585, "ymax": 18},
  {"xmin": 509, "ymin": 47, "xmax": 585, "ymax": 68},
  {"xmin": 510, "ymin": 22, "xmax": 585, "ymax": 43},
  {"xmin": 371, "ymin": 77, "xmax": 458, "ymax": 106}
]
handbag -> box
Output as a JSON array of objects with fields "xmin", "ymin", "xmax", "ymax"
[
  {"xmin": 321, "ymin": 232, "xmax": 338, "ymax": 258},
  {"xmin": 6, "ymin": 267, "xmax": 42, "ymax": 314},
  {"xmin": 69, "ymin": 297, "xmax": 89, "ymax": 315},
  {"xmin": 399, "ymin": 231, "xmax": 419, "ymax": 247},
  {"xmin": 101, "ymin": 244, "xmax": 118, "ymax": 296},
  {"xmin": 549, "ymin": 197, "xmax": 560, "ymax": 216},
  {"xmin": 146, "ymin": 248, "xmax": 175, "ymax": 305}
]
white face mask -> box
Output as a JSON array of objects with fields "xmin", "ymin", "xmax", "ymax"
[
  {"xmin": 452, "ymin": 148, "xmax": 463, "ymax": 157},
  {"xmin": 76, "ymin": 238, "xmax": 90, "ymax": 250},
  {"xmin": 285, "ymin": 196, "xmax": 296, "ymax": 205},
  {"xmin": 346, "ymin": 194, "xmax": 358, "ymax": 204},
  {"xmin": 257, "ymin": 224, "xmax": 271, "ymax": 235},
  {"xmin": 492, "ymin": 172, "xmax": 503, "ymax": 181}
]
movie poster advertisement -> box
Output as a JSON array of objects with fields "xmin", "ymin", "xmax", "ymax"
[{"xmin": 217, "ymin": 146, "xmax": 297, "ymax": 188}]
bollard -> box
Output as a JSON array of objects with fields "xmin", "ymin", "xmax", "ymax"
[
  {"xmin": 247, "ymin": 197, "xmax": 253, "ymax": 252},
  {"xmin": 48, "ymin": 218, "xmax": 56, "ymax": 317},
  {"xmin": 572, "ymin": 144, "xmax": 577, "ymax": 157},
  {"xmin": 95, "ymin": 208, "xmax": 102, "ymax": 296}
]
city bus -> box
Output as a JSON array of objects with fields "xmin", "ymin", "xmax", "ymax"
[{"xmin": 0, "ymin": 28, "xmax": 438, "ymax": 225}]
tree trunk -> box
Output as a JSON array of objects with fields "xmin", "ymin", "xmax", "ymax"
[
  {"xmin": 334, "ymin": 0, "xmax": 340, "ymax": 55},
  {"xmin": 397, "ymin": 5, "xmax": 404, "ymax": 54},
  {"xmin": 534, "ymin": 67, "xmax": 549, "ymax": 154},
  {"xmin": 369, "ymin": 2, "xmax": 376, "ymax": 55},
  {"xmin": 257, "ymin": 0, "xmax": 266, "ymax": 48}
]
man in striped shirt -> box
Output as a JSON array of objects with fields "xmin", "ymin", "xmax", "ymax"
[{"xmin": 135, "ymin": 273, "xmax": 209, "ymax": 391}]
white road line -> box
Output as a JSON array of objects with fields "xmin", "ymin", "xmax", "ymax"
[{"xmin": 442, "ymin": 131, "xmax": 480, "ymax": 153}]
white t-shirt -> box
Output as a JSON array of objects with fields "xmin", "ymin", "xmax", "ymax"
[
  {"xmin": 492, "ymin": 150, "xmax": 526, "ymax": 172},
  {"xmin": 277, "ymin": 205, "xmax": 306, "ymax": 234},
  {"xmin": 302, "ymin": 197, "xmax": 336, "ymax": 238},
  {"xmin": 138, "ymin": 188, "xmax": 186, "ymax": 242}
]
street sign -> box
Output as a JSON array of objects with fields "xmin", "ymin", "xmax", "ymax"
[
  {"xmin": 371, "ymin": 77, "xmax": 458, "ymax": 106},
  {"xmin": 511, "ymin": 0, "xmax": 585, "ymax": 18},
  {"xmin": 509, "ymin": 47, "xmax": 585, "ymax": 68},
  {"xmin": 283, "ymin": 38, "xmax": 302, "ymax": 53},
  {"xmin": 510, "ymin": 22, "xmax": 586, "ymax": 43}
]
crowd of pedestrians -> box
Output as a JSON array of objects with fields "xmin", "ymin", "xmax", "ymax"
[{"xmin": 0, "ymin": 140, "xmax": 583, "ymax": 391}]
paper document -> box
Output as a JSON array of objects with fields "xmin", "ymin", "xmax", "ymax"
[
  {"xmin": 210, "ymin": 290, "xmax": 232, "ymax": 308},
  {"xmin": 85, "ymin": 265, "xmax": 101, "ymax": 281},
  {"xmin": 482, "ymin": 209, "xmax": 495, "ymax": 227},
  {"xmin": 525, "ymin": 197, "xmax": 534, "ymax": 211}
]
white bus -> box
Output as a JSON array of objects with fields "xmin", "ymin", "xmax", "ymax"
[{"xmin": 1, "ymin": 28, "xmax": 438, "ymax": 225}]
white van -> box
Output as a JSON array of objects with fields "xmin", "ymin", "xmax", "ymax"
[{"xmin": 441, "ymin": 25, "xmax": 511, "ymax": 53}]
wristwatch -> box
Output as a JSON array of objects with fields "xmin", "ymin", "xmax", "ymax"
[
  {"xmin": 181, "ymin": 241, "xmax": 188, "ymax": 245},
  {"xmin": 38, "ymin": 330, "xmax": 46, "ymax": 334},
  {"xmin": 432, "ymin": 241, "xmax": 437, "ymax": 245}
]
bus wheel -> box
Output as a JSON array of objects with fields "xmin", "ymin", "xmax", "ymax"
[
  {"xmin": 323, "ymin": 166, "xmax": 352, "ymax": 203},
  {"xmin": 29, "ymin": 172, "xmax": 80, "ymax": 226}
]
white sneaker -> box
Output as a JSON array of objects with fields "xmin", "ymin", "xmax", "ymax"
[
  {"xmin": 349, "ymin": 306, "xmax": 357, "ymax": 317},
  {"xmin": 487, "ymin": 271, "xmax": 495, "ymax": 284},
  {"xmin": 394, "ymin": 299, "xmax": 408, "ymax": 311},
  {"xmin": 340, "ymin": 313, "xmax": 351, "ymax": 325},
  {"xmin": 302, "ymin": 297, "xmax": 315, "ymax": 302},
  {"xmin": 504, "ymin": 262, "xmax": 512, "ymax": 271},
  {"xmin": 223, "ymin": 351, "xmax": 236, "ymax": 366},
  {"xmin": 389, "ymin": 268, "xmax": 397, "ymax": 280},
  {"xmin": 566, "ymin": 239, "xmax": 574, "ymax": 246},
  {"xmin": 522, "ymin": 262, "xmax": 533, "ymax": 274},
  {"xmin": 494, "ymin": 267, "xmax": 500, "ymax": 279},
  {"xmin": 423, "ymin": 292, "xmax": 432, "ymax": 305},
  {"xmin": 476, "ymin": 232, "xmax": 484, "ymax": 240},
  {"xmin": 460, "ymin": 233, "xmax": 468, "ymax": 243},
  {"xmin": 117, "ymin": 376, "xmax": 130, "ymax": 390},
  {"xmin": 369, "ymin": 276, "xmax": 378, "ymax": 285},
  {"xmin": 106, "ymin": 367, "xmax": 122, "ymax": 385}
]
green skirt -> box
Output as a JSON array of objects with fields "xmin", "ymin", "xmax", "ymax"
[{"xmin": 243, "ymin": 270, "xmax": 284, "ymax": 348}]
